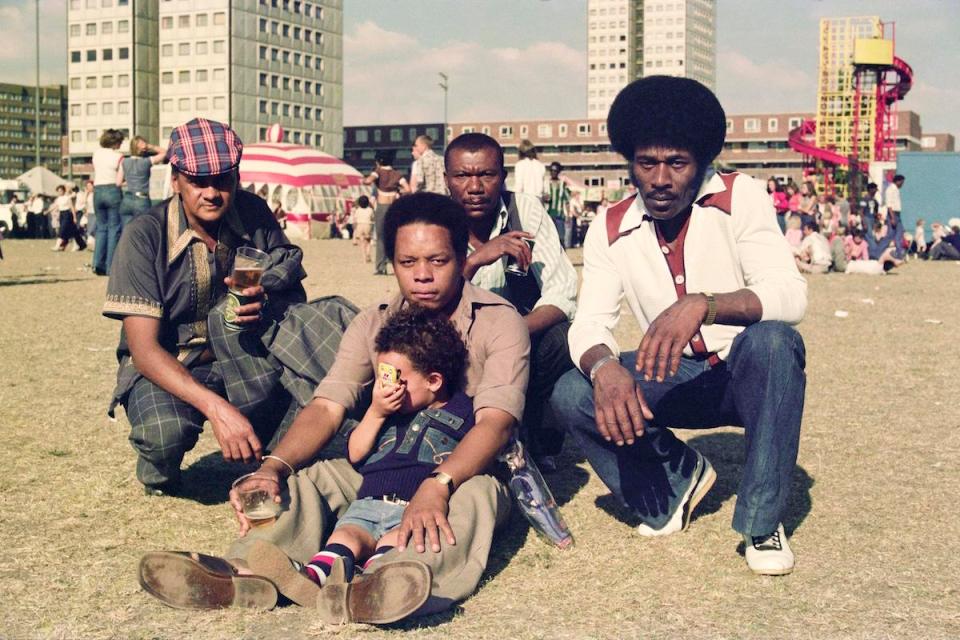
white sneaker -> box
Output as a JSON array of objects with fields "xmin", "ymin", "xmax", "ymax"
[
  {"xmin": 744, "ymin": 523, "xmax": 794, "ymax": 576},
  {"xmin": 636, "ymin": 452, "xmax": 716, "ymax": 537}
]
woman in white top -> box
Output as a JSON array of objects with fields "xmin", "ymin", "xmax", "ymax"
[
  {"xmin": 513, "ymin": 139, "xmax": 546, "ymax": 199},
  {"xmin": 50, "ymin": 184, "xmax": 87, "ymax": 251},
  {"xmin": 91, "ymin": 128, "xmax": 125, "ymax": 276},
  {"xmin": 352, "ymin": 194, "xmax": 375, "ymax": 263}
]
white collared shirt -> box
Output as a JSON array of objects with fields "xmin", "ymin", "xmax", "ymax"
[
  {"xmin": 884, "ymin": 182, "xmax": 901, "ymax": 212},
  {"xmin": 569, "ymin": 172, "xmax": 807, "ymax": 370},
  {"xmin": 469, "ymin": 192, "xmax": 578, "ymax": 320}
]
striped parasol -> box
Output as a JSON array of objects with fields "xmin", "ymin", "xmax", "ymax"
[{"xmin": 238, "ymin": 125, "xmax": 369, "ymax": 238}]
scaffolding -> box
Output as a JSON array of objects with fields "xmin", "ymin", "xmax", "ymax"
[{"xmin": 815, "ymin": 16, "xmax": 884, "ymax": 162}]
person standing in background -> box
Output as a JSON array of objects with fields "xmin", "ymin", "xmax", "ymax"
[
  {"xmin": 544, "ymin": 162, "xmax": 571, "ymax": 248},
  {"xmin": 513, "ymin": 139, "xmax": 546, "ymax": 200},
  {"xmin": 118, "ymin": 136, "xmax": 168, "ymax": 233},
  {"xmin": 51, "ymin": 184, "xmax": 86, "ymax": 252},
  {"xmin": 408, "ymin": 135, "xmax": 448, "ymax": 195},
  {"xmin": 92, "ymin": 129, "xmax": 126, "ymax": 276},
  {"xmin": 363, "ymin": 153, "xmax": 409, "ymax": 276}
]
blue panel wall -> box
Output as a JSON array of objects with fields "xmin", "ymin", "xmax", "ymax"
[{"xmin": 896, "ymin": 152, "xmax": 960, "ymax": 231}]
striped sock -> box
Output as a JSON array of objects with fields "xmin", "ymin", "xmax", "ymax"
[
  {"xmin": 304, "ymin": 543, "xmax": 356, "ymax": 586},
  {"xmin": 362, "ymin": 545, "xmax": 395, "ymax": 572}
]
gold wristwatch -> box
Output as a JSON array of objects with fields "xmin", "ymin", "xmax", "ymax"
[
  {"xmin": 702, "ymin": 292, "xmax": 717, "ymax": 326},
  {"xmin": 430, "ymin": 471, "xmax": 454, "ymax": 495}
]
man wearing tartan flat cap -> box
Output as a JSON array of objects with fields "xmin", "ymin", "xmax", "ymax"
[{"xmin": 103, "ymin": 118, "xmax": 307, "ymax": 496}]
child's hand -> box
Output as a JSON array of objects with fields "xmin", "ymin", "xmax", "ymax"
[{"xmin": 370, "ymin": 380, "xmax": 406, "ymax": 418}]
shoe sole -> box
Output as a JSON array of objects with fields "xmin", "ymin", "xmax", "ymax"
[
  {"xmin": 317, "ymin": 561, "xmax": 432, "ymax": 625},
  {"xmin": 749, "ymin": 564, "xmax": 794, "ymax": 576},
  {"xmin": 246, "ymin": 540, "xmax": 320, "ymax": 608},
  {"xmin": 138, "ymin": 551, "xmax": 277, "ymax": 610},
  {"xmin": 680, "ymin": 457, "xmax": 717, "ymax": 532}
]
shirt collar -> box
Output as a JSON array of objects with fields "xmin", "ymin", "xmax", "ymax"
[
  {"xmin": 616, "ymin": 172, "xmax": 733, "ymax": 237},
  {"xmin": 166, "ymin": 195, "xmax": 251, "ymax": 265},
  {"xmin": 381, "ymin": 281, "xmax": 512, "ymax": 328}
]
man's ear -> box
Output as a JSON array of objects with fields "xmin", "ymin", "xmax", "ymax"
[
  {"xmin": 170, "ymin": 171, "xmax": 180, "ymax": 195},
  {"xmin": 426, "ymin": 372, "xmax": 444, "ymax": 393}
]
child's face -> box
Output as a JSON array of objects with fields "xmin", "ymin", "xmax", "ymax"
[{"xmin": 377, "ymin": 351, "xmax": 442, "ymax": 414}]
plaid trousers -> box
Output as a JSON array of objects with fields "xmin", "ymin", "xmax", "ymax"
[{"xmin": 123, "ymin": 296, "xmax": 359, "ymax": 488}]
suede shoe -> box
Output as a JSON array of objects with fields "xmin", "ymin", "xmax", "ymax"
[
  {"xmin": 636, "ymin": 452, "xmax": 716, "ymax": 537},
  {"xmin": 744, "ymin": 523, "xmax": 794, "ymax": 576},
  {"xmin": 138, "ymin": 551, "xmax": 277, "ymax": 610},
  {"xmin": 246, "ymin": 540, "xmax": 322, "ymax": 608},
  {"xmin": 316, "ymin": 560, "xmax": 432, "ymax": 625}
]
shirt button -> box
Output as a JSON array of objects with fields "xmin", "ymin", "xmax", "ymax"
[
  {"xmin": 411, "ymin": 425, "xmax": 420, "ymax": 432},
  {"xmin": 675, "ymin": 274, "xmax": 685, "ymax": 285},
  {"xmin": 692, "ymin": 335, "xmax": 701, "ymax": 342},
  {"xmin": 661, "ymin": 245, "xmax": 670, "ymax": 254}
]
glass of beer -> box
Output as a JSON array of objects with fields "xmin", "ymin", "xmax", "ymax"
[
  {"xmin": 224, "ymin": 247, "xmax": 270, "ymax": 330},
  {"xmin": 231, "ymin": 246, "xmax": 269, "ymax": 290},
  {"xmin": 233, "ymin": 473, "xmax": 282, "ymax": 528}
]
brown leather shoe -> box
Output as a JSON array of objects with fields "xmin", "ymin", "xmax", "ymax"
[
  {"xmin": 316, "ymin": 560, "xmax": 432, "ymax": 625},
  {"xmin": 246, "ymin": 540, "xmax": 320, "ymax": 608},
  {"xmin": 138, "ymin": 551, "xmax": 277, "ymax": 610}
]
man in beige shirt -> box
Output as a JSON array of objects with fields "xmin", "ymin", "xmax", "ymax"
[{"xmin": 138, "ymin": 192, "xmax": 530, "ymax": 624}]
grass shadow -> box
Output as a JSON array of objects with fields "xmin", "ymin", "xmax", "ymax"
[
  {"xmin": 591, "ymin": 431, "xmax": 814, "ymax": 534},
  {"xmin": 0, "ymin": 277, "xmax": 89, "ymax": 287},
  {"xmin": 178, "ymin": 453, "xmax": 259, "ymax": 505}
]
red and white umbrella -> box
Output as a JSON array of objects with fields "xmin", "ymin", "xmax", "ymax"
[{"xmin": 239, "ymin": 125, "xmax": 370, "ymax": 238}]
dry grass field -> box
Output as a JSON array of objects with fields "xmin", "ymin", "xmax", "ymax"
[{"xmin": 1, "ymin": 238, "xmax": 958, "ymax": 639}]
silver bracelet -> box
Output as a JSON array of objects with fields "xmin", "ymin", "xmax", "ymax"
[
  {"xmin": 588, "ymin": 354, "xmax": 619, "ymax": 385},
  {"xmin": 262, "ymin": 454, "xmax": 296, "ymax": 476}
]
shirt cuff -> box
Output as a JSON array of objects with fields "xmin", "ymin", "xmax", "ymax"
[
  {"xmin": 568, "ymin": 324, "xmax": 620, "ymax": 375},
  {"xmin": 472, "ymin": 386, "xmax": 526, "ymax": 423},
  {"xmin": 533, "ymin": 294, "xmax": 576, "ymax": 321},
  {"xmin": 103, "ymin": 295, "xmax": 163, "ymax": 319}
]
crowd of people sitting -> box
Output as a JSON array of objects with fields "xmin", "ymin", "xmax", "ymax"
[{"xmin": 767, "ymin": 174, "xmax": 960, "ymax": 275}]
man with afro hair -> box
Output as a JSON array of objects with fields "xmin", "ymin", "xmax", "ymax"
[{"xmin": 551, "ymin": 76, "xmax": 809, "ymax": 576}]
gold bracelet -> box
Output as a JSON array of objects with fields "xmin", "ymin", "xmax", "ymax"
[{"xmin": 702, "ymin": 292, "xmax": 717, "ymax": 326}]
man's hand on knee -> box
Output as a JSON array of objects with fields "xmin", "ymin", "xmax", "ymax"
[
  {"xmin": 397, "ymin": 480, "xmax": 455, "ymax": 554},
  {"xmin": 592, "ymin": 362, "xmax": 653, "ymax": 446},
  {"xmin": 637, "ymin": 295, "xmax": 708, "ymax": 382}
]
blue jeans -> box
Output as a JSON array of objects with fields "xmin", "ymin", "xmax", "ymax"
[
  {"xmin": 335, "ymin": 497, "xmax": 406, "ymax": 541},
  {"xmin": 550, "ymin": 321, "xmax": 806, "ymax": 536},
  {"xmin": 552, "ymin": 216, "xmax": 566, "ymax": 248},
  {"xmin": 93, "ymin": 185, "xmax": 122, "ymax": 274},
  {"xmin": 120, "ymin": 192, "xmax": 151, "ymax": 230}
]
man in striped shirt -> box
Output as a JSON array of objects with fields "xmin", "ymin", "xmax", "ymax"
[
  {"xmin": 545, "ymin": 162, "xmax": 571, "ymax": 247},
  {"xmin": 445, "ymin": 133, "xmax": 579, "ymax": 469}
]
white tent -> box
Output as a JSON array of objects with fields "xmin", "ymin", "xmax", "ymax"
[{"xmin": 15, "ymin": 166, "xmax": 73, "ymax": 197}]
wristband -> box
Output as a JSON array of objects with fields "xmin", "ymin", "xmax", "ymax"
[
  {"xmin": 262, "ymin": 454, "xmax": 296, "ymax": 476},
  {"xmin": 702, "ymin": 292, "xmax": 717, "ymax": 326},
  {"xmin": 588, "ymin": 354, "xmax": 619, "ymax": 385}
]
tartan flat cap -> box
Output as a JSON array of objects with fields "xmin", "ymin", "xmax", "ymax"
[{"xmin": 168, "ymin": 118, "xmax": 243, "ymax": 176}]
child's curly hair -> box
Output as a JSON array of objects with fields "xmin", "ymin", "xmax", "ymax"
[{"xmin": 375, "ymin": 307, "xmax": 467, "ymax": 391}]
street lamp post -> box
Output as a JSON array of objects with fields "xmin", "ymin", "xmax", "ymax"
[
  {"xmin": 34, "ymin": 0, "xmax": 40, "ymax": 169},
  {"xmin": 438, "ymin": 72, "xmax": 448, "ymax": 144}
]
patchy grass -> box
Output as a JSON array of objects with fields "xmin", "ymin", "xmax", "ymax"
[{"xmin": 1, "ymin": 239, "xmax": 958, "ymax": 639}]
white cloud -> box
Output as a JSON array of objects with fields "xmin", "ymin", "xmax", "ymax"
[
  {"xmin": 717, "ymin": 48, "xmax": 816, "ymax": 114},
  {"xmin": 0, "ymin": 0, "xmax": 67, "ymax": 85},
  {"xmin": 343, "ymin": 21, "xmax": 586, "ymax": 125}
]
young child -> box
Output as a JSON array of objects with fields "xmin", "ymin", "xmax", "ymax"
[{"xmin": 249, "ymin": 307, "xmax": 471, "ymax": 606}]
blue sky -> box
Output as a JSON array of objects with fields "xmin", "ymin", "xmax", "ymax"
[{"xmin": 1, "ymin": 0, "xmax": 957, "ymax": 138}]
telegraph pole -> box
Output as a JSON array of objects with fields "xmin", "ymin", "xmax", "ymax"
[{"xmin": 34, "ymin": 0, "xmax": 41, "ymax": 168}]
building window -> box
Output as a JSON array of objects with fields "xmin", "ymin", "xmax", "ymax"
[
  {"xmin": 259, "ymin": 18, "xmax": 267, "ymax": 32},
  {"xmin": 259, "ymin": 100, "xmax": 267, "ymax": 113},
  {"xmin": 270, "ymin": 75, "xmax": 278, "ymax": 88},
  {"xmin": 102, "ymin": 75, "xmax": 113, "ymax": 88},
  {"xmin": 314, "ymin": 84, "xmax": 321, "ymax": 96},
  {"xmin": 178, "ymin": 98, "xmax": 190, "ymax": 110},
  {"xmin": 213, "ymin": 68, "xmax": 225, "ymax": 81},
  {"xmin": 161, "ymin": 72, "xmax": 174, "ymax": 84},
  {"xmin": 196, "ymin": 41, "xmax": 208, "ymax": 55},
  {"xmin": 118, "ymin": 20, "xmax": 129, "ymax": 33},
  {"xmin": 259, "ymin": 46, "xmax": 267, "ymax": 59},
  {"xmin": 744, "ymin": 118, "xmax": 760, "ymax": 133},
  {"xmin": 196, "ymin": 69, "xmax": 208, "ymax": 82},
  {"xmin": 86, "ymin": 130, "xmax": 97, "ymax": 142},
  {"xmin": 196, "ymin": 13, "xmax": 208, "ymax": 27},
  {"xmin": 102, "ymin": 21, "xmax": 112, "ymax": 35},
  {"xmin": 577, "ymin": 123, "xmax": 591, "ymax": 136},
  {"xmin": 293, "ymin": 105, "xmax": 301, "ymax": 118},
  {"xmin": 178, "ymin": 15, "xmax": 190, "ymax": 28},
  {"xmin": 293, "ymin": 131, "xmax": 301, "ymax": 143},
  {"xmin": 213, "ymin": 40, "xmax": 225, "ymax": 53},
  {"xmin": 213, "ymin": 12, "xmax": 226, "ymax": 25},
  {"xmin": 196, "ymin": 97, "xmax": 208, "ymax": 110},
  {"xmin": 86, "ymin": 50, "xmax": 96, "ymax": 62},
  {"xmin": 102, "ymin": 102, "xmax": 113, "ymax": 115},
  {"xmin": 768, "ymin": 118, "xmax": 778, "ymax": 133},
  {"xmin": 85, "ymin": 76, "xmax": 97, "ymax": 88},
  {"xmin": 118, "ymin": 48, "xmax": 129, "ymax": 59},
  {"xmin": 161, "ymin": 44, "xmax": 173, "ymax": 57},
  {"xmin": 71, "ymin": 131, "xmax": 81, "ymax": 143},
  {"xmin": 259, "ymin": 73, "xmax": 267, "ymax": 86},
  {"xmin": 499, "ymin": 125, "xmax": 513, "ymax": 138},
  {"xmin": 86, "ymin": 103, "xmax": 97, "ymax": 116},
  {"xmin": 70, "ymin": 25, "xmax": 81, "ymax": 38},
  {"xmin": 71, "ymin": 51, "xmax": 81, "ymax": 63},
  {"xmin": 373, "ymin": 129, "xmax": 381, "ymax": 142},
  {"xmin": 788, "ymin": 117, "xmax": 803, "ymax": 130},
  {"xmin": 70, "ymin": 104, "xmax": 80, "ymax": 116},
  {"xmin": 355, "ymin": 130, "xmax": 368, "ymax": 143},
  {"xmin": 282, "ymin": 104, "xmax": 290, "ymax": 116},
  {"xmin": 725, "ymin": 119, "xmax": 734, "ymax": 133},
  {"xmin": 270, "ymin": 102, "xmax": 278, "ymax": 115},
  {"xmin": 161, "ymin": 127, "xmax": 172, "ymax": 139},
  {"xmin": 179, "ymin": 43, "xmax": 191, "ymax": 56},
  {"xmin": 537, "ymin": 124, "xmax": 552, "ymax": 138},
  {"xmin": 178, "ymin": 70, "xmax": 190, "ymax": 83},
  {"xmin": 161, "ymin": 17, "xmax": 173, "ymax": 29},
  {"xmin": 520, "ymin": 125, "xmax": 529, "ymax": 137},
  {"xmin": 69, "ymin": 78, "xmax": 80, "ymax": 90},
  {"xmin": 86, "ymin": 23, "xmax": 97, "ymax": 36},
  {"xmin": 304, "ymin": 107, "xmax": 312, "ymax": 120},
  {"xmin": 118, "ymin": 101, "xmax": 129, "ymax": 114},
  {"xmin": 118, "ymin": 74, "xmax": 129, "ymax": 87},
  {"xmin": 282, "ymin": 24, "xmax": 289, "ymax": 37},
  {"xmin": 282, "ymin": 51, "xmax": 290, "ymax": 63},
  {"xmin": 161, "ymin": 99, "xmax": 173, "ymax": 112}
]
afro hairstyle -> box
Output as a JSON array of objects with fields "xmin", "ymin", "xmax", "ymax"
[
  {"xmin": 607, "ymin": 75, "xmax": 726, "ymax": 167},
  {"xmin": 374, "ymin": 306, "xmax": 467, "ymax": 393}
]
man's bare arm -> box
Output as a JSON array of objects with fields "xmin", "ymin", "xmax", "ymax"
[{"xmin": 525, "ymin": 304, "xmax": 566, "ymax": 337}]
